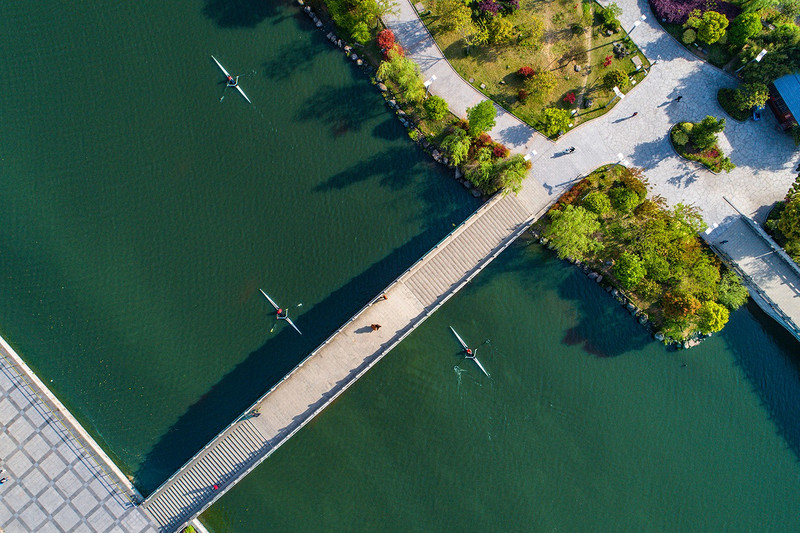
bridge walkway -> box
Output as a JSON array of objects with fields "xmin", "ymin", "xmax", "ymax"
[{"xmin": 142, "ymin": 181, "xmax": 554, "ymax": 531}]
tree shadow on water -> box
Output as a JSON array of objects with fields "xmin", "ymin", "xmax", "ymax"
[
  {"xmin": 556, "ymin": 267, "xmax": 651, "ymax": 357},
  {"xmin": 724, "ymin": 302, "xmax": 800, "ymax": 462},
  {"xmin": 203, "ymin": 0, "xmax": 284, "ymax": 28},
  {"xmin": 296, "ymin": 84, "xmax": 385, "ymax": 135},
  {"xmin": 133, "ymin": 224, "xmax": 472, "ymax": 494}
]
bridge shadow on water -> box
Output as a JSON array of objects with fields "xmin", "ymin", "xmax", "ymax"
[
  {"xmin": 133, "ymin": 223, "xmax": 472, "ymax": 495},
  {"xmin": 724, "ymin": 302, "xmax": 800, "ymax": 462}
]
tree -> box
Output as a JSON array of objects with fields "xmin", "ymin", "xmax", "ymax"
[
  {"xmin": 728, "ymin": 12, "xmax": 762, "ymax": 48},
  {"xmin": 424, "ymin": 95, "xmax": 449, "ymax": 120},
  {"xmin": 467, "ymin": 100, "xmax": 497, "ymax": 137},
  {"xmin": 525, "ymin": 70, "xmax": 557, "ymax": 98},
  {"xmin": 717, "ymin": 271, "xmax": 749, "ymax": 309},
  {"xmin": 614, "ymin": 252, "xmax": 647, "ymax": 289},
  {"xmin": 687, "ymin": 10, "xmax": 729, "ymax": 45},
  {"xmin": 603, "ymin": 69, "xmax": 628, "ymax": 90},
  {"xmin": 541, "ymin": 108, "xmax": 571, "ymax": 137},
  {"xmin": 518, "ymin": 17, "xmax": 544, "ymax": 48},
  {"xmin": 778, "ymin": 196, "xmax": 800, "ymax": 243},
  {"xmin": 601, "ymin": 3, "xmax": 622, "ymax": 30},
  {"xmin": 609, "ymin": 186, "xmax": 641, "ymax": 213},
  {"xmin": 662, "ymin": 291, "xmax": 701, "ymax": 319},
  {"xmin": 690, "ymin": 116, "xmax": 725, "ymax": 151},
  {"xmin": 441, "ymin": 128, "xmax": 471, "ymax": 165},
  {"xmin": 377, "ymin": 29, "xmax": 395, "ymax": 50},
  {"xmin": 488, "ymin": 16, "xmax": 515, "ymax": 44},
  {"xmin": 377, "ymin": 51, "xmax": 426, "ymax": 102},
  {"xmin": 351, "ymin": 21, "xmax": 372, "ymax": 44},
  {"xmin": 495, "ymin": 154, "xmax": 530, "ymax": 195},
  {"xmin": 544, "ymin": 205, "xmax": 603, "ymax": 261},
  {"xmin": 734, "ymin": 82, "xmax": 769, "ymax": 111},
  {"xmin": 582, "ymin": 191, "xmax": 611, "ymax": 215},
  {"xmin": 696, "ymin": 301, "xmax": 730, "ymax": 333}
]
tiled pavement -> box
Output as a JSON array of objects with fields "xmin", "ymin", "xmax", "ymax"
[{"xmin": 0, "ymin": 351, "xmax": 159, "ymax": 533}]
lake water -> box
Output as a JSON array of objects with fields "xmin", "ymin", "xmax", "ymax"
[{"xmin": 1, "ymin": 1, "xmax": 799, "ymax": 531}]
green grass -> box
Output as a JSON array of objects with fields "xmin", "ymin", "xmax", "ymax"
[{"xmin": 420, "ymin": 0, "xmax": 649, "ymax": 136}]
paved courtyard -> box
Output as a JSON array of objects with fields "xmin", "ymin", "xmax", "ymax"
[{"xmin": 0, "ymin": 341, "xmax": 159, "ymax": 533}]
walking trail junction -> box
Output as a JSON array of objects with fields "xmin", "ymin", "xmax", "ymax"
[{"xmin": 2, "ymin": 0, "xmax": 800, "ymax": 531}]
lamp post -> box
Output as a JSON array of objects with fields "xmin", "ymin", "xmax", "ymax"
[
  {"xmin": 628, "ymin": 15, "xmax": 646, "ymax": 35},
  {"xmin": 735, "ymin": 48, "xmax": 767, "ymax": 74},
  {"xmin": 604, "ymin": 86, "xmax": 625, "ymax": 109},
  {"xmin": 424, "ymin": 74, "xmax": 437, "ymax": 97}
]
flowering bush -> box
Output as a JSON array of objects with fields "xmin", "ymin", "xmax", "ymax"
[
  {"xmin": 563, "ymin": 92, "xmax": 576, "ymax": 104},
  {"xmin": 377, "ymin": 29, "xmax": 395, "ymax": 50},
  {"xmin": 477, "ymin": 132, "xmax": 493, "ymax": 146},
  {"xmin": 517, "ymin": 66, "xmax": 534, "ymax": 77},
  {"xmin": 493, "ymin": 144, "xmax": 510, "ymax": 158},
  {"xmin": 518, "ymin": 89, "xmax": 528, "ymax": 101},
  {"xmin": 385, "ymin": 42, "xmax": 405, "ymax": 59},
  {"xmin": 603, "ymin": 55, "xmax": 613, "ymax": 67},
  {"xmin": 478, "ymin": 0, "xmax": 500, "ymax": 15},
  {"xmin": 649, "ymin": 0, "xmax": 739, "ymax": 25}
]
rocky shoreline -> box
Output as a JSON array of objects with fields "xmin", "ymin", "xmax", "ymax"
[{"xmin": 297, "ymin": 0, "xmax": 487, "ymax": 200}]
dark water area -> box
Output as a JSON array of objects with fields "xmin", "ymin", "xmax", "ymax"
[
  {"xmin": 202, "ymin": 243, "xmax": 800, "ymax": 532},
  {"xmin": 0, "ymin": 0, "xmax": 477, "ymax": 492},
  {"xmin": 2, "ymin": 1, "xmax": 800, "ymax": 530}
]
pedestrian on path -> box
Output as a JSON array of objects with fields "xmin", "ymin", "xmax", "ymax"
[
  {"xmin": 370, "ymin": 324, "xmax": 381, "ymax": 331},
  {"xmin": 674, "ymin": 95, "xmax": 683, "ymax": 102},
  {"xmin": 213, "ymin": 484, "xmax": 219, "ymax": 491},
  {"xmin": 0, "ymin": 478, "xmax": 6, "ymax": 485}
]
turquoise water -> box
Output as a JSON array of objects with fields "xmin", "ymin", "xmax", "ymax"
[{"xmin": 1, "ymin": 1, "xmax": 800, "ymax": 530}]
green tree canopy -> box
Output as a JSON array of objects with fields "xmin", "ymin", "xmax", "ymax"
[
  {"xmin": 441, "ymin": 128, "xmax": 471, "ymax": 166},
  {"xmin": 495, "ymin": 154, "xmax": 530, "ymax": 196},
  {"xmin": 687, "ymin": 10, "xmax": 729, "ymax": 45},
  {"xmin": 466, "ymin": 100, "xmax": 497, "ymax": 137},
  {"xmin": 728, "ymin": 12, "xmax": 762, "ymax": 48},
  {"xmin": 690, "ymin": 116, "xmax": 726, "ymax": 151},
  {"xmin": 377, "ymin": 51, "xmax": 426, "ymax": 102},
  {"xmin": 734, "ymin": 82, "xmax": 769, "ymax": 111},
  {"xmin": 696, "ymin": 300, "xmax": 730, "ymax": 333},
  {"xmin": 778, "ymin": 196, "xmax": 800, "ymax": 245},
  {"xmin": 614, "ymin": 252, "xmax": 647, "ymax": 289},
  {"xmin": 603, "ymin": 69, "xmax": 628, "ymax": 90},
  {"xmin": 544, "ymin": 205, "xmax": 603, "ymax": 261},
  {"xmin": 525, "ymin": 70, "xmax": 557, "ymax": 98},
  {"xmin": 424, "ymin": 95, "xmax": 449, "ymax": 120},
  {"xmin": 488, "ymin": 16, "xmax": 515, "ymax": 44},
  {"xmin": 609, "ymin": 186, "xmax": 641, "ymax": 213},
  {"xmin": 717, "ymin": 271, "xmax": 749, "ymax": 309},
  {"xmin": 582, "ymin": 191, "xmax": 611, "ymax": 215},
  {"xmin": 541, "ymin": 107, "xmax": 571, "ymax": 137}
]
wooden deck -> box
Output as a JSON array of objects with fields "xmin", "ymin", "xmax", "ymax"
[{"xmin": 142, "ymin": 180, "xmax": 554, "ymax": 531}]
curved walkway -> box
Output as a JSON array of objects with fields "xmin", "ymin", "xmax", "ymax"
[
  {"xmin": 385, "ymin": 0, "xmax": 800, "ymax": 339},
  {"xmin": 385, "ymin": 0, "xmax": 798, "ymax": 226}
]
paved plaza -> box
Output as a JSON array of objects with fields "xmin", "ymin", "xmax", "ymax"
[
  {"xmin": 385, "ymin": 0, "xmax": 800, "ymax": 339},
  {"xmin": 0, "ymin": 339, "xmax": 159, "ymax": 533}
]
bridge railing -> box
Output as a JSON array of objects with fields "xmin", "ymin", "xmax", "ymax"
[
  {"xmin": 145, "ymin": 189, "xmax": 504, "ymax": 507},
  {"xmin": 172, "ymin": 193, "xmax": 554, "ymax": 529}
]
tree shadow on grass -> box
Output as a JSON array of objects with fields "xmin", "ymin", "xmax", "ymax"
[
  {"xmin": 202, "ymin": 0, "xmax": 286, "ymax": 28},
  {"xmin": 724, "ymin": 301, "xmax": 800, "ymax": 462}
]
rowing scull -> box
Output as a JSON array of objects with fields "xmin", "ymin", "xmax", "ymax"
[
  {"xmin": 259, "ymin": 289, "xmax": 302, "ymax": 335},
  {"xmin": 211, "ymin": 56, "xmax": 252, "ymax": 104},
  {"xmin": 449, "ymin": 326, "xmax": 489, "ymax": 377}
]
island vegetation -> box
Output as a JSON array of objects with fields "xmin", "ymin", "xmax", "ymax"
[
  {"xmin": 670, "ymin": 116, "xmax": 735, "ymax": 173},
  {"xmin": 540, "ymin": 165, "xmax": 748, "ymax": 342}
]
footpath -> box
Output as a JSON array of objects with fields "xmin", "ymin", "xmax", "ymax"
[{"xmin": 384, "ymin": 0, "xmax": 800, "ymax": 341}]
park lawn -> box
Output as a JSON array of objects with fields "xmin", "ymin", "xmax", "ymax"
[{"xmin": 420, "ymin": 0, "xmax": 649, "ymax": 135}]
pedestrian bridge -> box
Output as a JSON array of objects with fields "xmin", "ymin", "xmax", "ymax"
[{"xmin": 141, "ymin": 180, "xmax": 553, "ymax": 532}]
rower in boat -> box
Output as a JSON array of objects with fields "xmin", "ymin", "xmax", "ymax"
[{"xmin": 226, "ymin": 75, "xmax": 238, "ymax": 87}]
